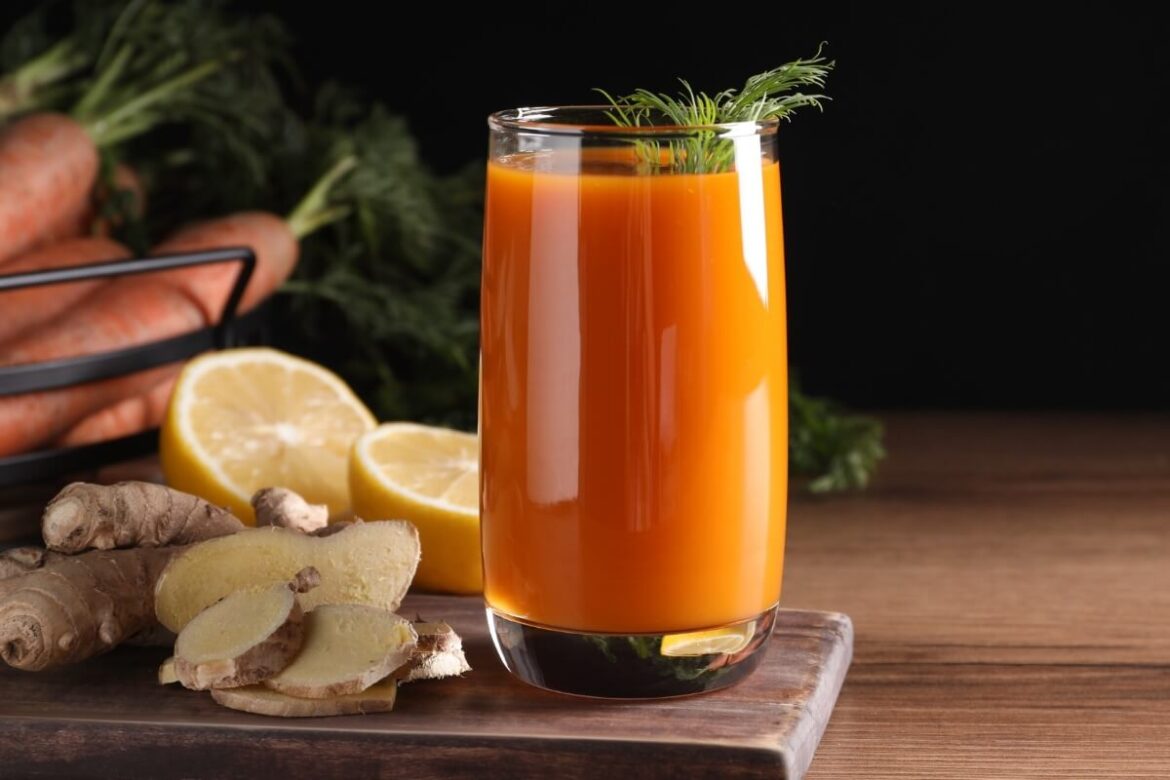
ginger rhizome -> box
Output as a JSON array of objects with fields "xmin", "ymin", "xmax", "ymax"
[
  {"xmin": 43, "ymin": 481, "xmax": 243, "ymax": 553},
  {"xmin": 0, "ymin": 546, "xmax": 181, "ymax": 670},
  {"xmin": 0, "ymin": 547, "xmax": 59, "ymax": 580},
  {"xmin": 252, "ymin": 487, "xmax": 329, "ymax": 533}
]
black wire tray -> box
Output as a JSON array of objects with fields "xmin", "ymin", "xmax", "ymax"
[{"xmin": 0, "ymin": 247, "xmax": 267, "ymax": 488}]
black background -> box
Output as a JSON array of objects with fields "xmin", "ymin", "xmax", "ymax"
[{"xmin": 5, "ymin": 3, "xmax": 1168, "ymax": 409}]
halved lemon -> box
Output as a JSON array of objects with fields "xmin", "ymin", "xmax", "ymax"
[
  {"xmin": 349, "ymin": 423, "xmax": 480, "ymax": 594},
  {"xmin": 160, "ymin": 348, "xmax": 376, "ymax": 523},
  {"xmin": 660, "ymin": 622, "xmax": 757, "ymax": 657}
]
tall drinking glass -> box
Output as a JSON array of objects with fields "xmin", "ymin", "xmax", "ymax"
[{"xmin": 480, "ymin": 107, "xmax": 787, "ymax": 698}]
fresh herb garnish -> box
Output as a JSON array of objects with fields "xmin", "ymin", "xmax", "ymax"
[
  {"xmin": 596, "ymin": 47, "xmax": 834, "ymax": 173},
  {"xmin": 790, "ymin": 386, "xmax": 886, "ymax": 492}
]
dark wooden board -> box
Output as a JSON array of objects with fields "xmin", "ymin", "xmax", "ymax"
[{"xmin": 0, "ymin": 596, "xmax": 851, "ymax": 779}]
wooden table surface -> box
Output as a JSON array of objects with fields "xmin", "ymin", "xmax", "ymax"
[
  {"xmin": 3, "ymin": 413, "xmax": 1168, "ymax": 777},
  {"xmin": 785, "ymin": 413, "xmax": 1170, "ymax": 778}
]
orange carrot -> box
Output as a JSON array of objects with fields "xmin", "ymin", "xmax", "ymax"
[
  {"xmin": 0, "ymin": 212, "xmax": 297, "ymax": 457},
  {"xmin": 0, "ymin": 279, "xmax": 207, "ymax": 370},
  {"xmin": 0, "ymin": 114, "xmax": 99, "ymax": 264},
  {"xmin": 55, "ymin": 375, "xmax": 176, "ymax": 448},
  {"xmin": 0, "ymin": 363, "xmax": 178, "ymax": 458},
  {"xmin": 0, "ymin": 279, "xmax": 207, "ymax": 456},
  {"xmin": 151, "ymin": 211, "xmax": 299, "ymax": 320},
  {"xmin": 0, "ymin": 151, "xmax": 352, "ymax": 458},
  {"xmin": 0, "ymin": 237, "xmax": 130, "ymax": 344}
]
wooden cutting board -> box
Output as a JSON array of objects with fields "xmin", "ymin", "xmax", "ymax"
[{"xmin": 0, "ymin": 595, "xmax": 852, "ymax": 779}]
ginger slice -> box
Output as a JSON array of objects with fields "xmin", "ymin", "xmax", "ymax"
[
  {"xmin": 211, "ymin": 677, "xmax": 398, "ymax": 718},
  {"xmin": 399, "ymin": 622, "xmax": 471, "ymax": 683},
  {"xmin": 263, "ymin": 605, "xmax": 417, "ymax": 699},
  {"xmin": 172, "ymin": 568, "xmax": 319, "ymax": 690},
  {"xmin": 159, "ymin": 657, "xmax": 179, "ymax": 685},
  {"xmin": 154, "ymin": 522, "xmax": 419, "ymax": 633}
]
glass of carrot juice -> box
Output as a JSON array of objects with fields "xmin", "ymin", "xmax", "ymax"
[{"xmin": 480, "ymin": 107, "xmax": 787, "ymax": 698}]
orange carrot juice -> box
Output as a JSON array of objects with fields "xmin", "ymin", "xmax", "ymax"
[{"xmin": 481, "ymin": 147, "xmax": 788, "ymax": 635}]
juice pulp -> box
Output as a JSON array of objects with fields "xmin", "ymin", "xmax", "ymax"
[{"xmin": 480, "ymin": 151, "xmax": 788, "ymax": 634}]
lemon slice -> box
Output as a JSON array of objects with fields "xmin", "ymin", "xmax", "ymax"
[
  {"xmin": 659, "ymin": 622, "xmax": 757, "ymax": 657},
  {"xmin": 160, "ymin": 348, "xmax": 376, "ymax": 523},
  {"xmin": 349, "ymin": 423, "xmax": 480, "ymax": 594}
]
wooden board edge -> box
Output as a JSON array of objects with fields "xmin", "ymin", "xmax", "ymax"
[{"xmin": 784, "ymin": 611, "xmax": 854, "ymax": 779}]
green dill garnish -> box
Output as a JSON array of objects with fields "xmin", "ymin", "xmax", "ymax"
[{"xmin": 596, "ymin": 46, "xmax": 834, "ymax": 173}]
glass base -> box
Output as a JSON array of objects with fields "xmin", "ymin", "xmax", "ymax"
[{"xmin": 486, "ymin": 605, "xmax": 778, "ymax": 699}]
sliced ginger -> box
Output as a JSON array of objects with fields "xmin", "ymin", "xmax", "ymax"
[
  {"xmin": 158, "ymin": 657, "xmax": 178, "ymax": 685},
  {"xmin": 172, "ymin": 567, "xmax": 319, "ymax": 690},
  {"xmin": 400, "ymin": 622, "xmax": 471, "ymax": 683},
  {"xmin": 211, "ymin": 677, "xmax": 398, "ymax": 717},
  {"xmin": 154, "ymin": 521, "xmax": 419, "ymax": 633},
  {"xmin": 264, "ymin": 605, "xmax": 417, "ymax": 699}
]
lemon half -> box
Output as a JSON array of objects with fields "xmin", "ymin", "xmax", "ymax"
[
  {"xmin": 349, "ymin": 422, "xmax": 480, "ymax": 594},
  {"xmin": 161, "ymin": 348, "xmax": 375, "ymax": 523}
]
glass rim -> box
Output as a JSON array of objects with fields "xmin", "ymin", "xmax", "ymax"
[{"xmin": 488, "ymin": 105, "xmax": 780, "ymax": 139}]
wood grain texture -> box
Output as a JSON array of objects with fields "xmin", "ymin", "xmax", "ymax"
[
  {"xmin": 784, "ymin": 413, "xmax": 1170, "ymax": 779},
  {"xmin": 0, "ymin": 597, "xmax": 851, "ymax": 779},
  {"xmin": 6, "ymin": 413, "xmax": 1164, "ymax": 777}
]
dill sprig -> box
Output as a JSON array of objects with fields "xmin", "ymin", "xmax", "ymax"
[{"xmin": 597, "ymin": 47, "xmax": 834, "ymax": 173}]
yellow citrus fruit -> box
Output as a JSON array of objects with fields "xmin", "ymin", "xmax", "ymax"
[
  {"xmin": 349, "ymin": 422, "xmax": 480, "ymax": 594},
  {"xmin": 659, "ymin": 622, "xmax": 757, "ymax": 657},
  {"xmin": 161, "ymin": 348, "xmax": 375, "ymax": 523}
]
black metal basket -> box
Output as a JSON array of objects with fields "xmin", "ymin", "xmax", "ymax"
[{"xmin": 0, "ymin": 247, "xmax": 268, "ymax": 487}]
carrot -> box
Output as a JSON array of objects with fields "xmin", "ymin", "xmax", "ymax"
[
  {"xmin": 0, "ymin": 277, "xmax": 208, "ymax": 368},
  {"xmin": 0, "ymin": 237, "xmax": 130, "ymax": 344},
  {"xmin": 0, "ymin": 114, "xmax": 99, "ymax": 264},
  {"xmin": 55, "ymin": 375, "xmax": 176, "ymax": 448},
  {"xmin": 0, "ymin": 363, "xmax": 178, "ymax": 458},
  {"xmin": 151, "ymin": 211, "xmax": 299, "ymax": 320},
  {"xmin": 0, "ymin": 280, "xmax": 205, "ymax": 455},
  {"xmin": 0, "ymin": 157, "xmax": 352, "ymax": 458},
  {"xmin": 0, "ymin": 219, "xmax": 293, "ymax": 457}
]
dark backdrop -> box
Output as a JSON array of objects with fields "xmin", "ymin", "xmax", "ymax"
[{"xmin": 5, "ymin": 3, "xmax": 1168, "ymax": 409}]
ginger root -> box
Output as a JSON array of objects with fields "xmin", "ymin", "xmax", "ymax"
[
  {"xmin": 173, "ymin": 567, "xmax": 320, "ymax": 690},
  {"xmin": 399, "ymin": 622, "xmax": 471, "ymax": 683},
  {"xmin": 0, "ymin": 546, "xmax": 181, "ymax": 670},
  {"xmin": 264, "ymin": 605, "xmax": 417, "ymax": 699},
  {"xmin": 211, "ymin": 677, "xmax": 398, "ymax": 717},
  {"xmin": 0, "ymin": 547, "xmax": 62, "ymax": 580},
  {"xmin": 43, "ymin": 481, "xmax": 243, "ymax": 553},
  {"xmin": 154, "ymin": 522, "xmax": 420, "ymax": 633},
  {"xmin": 252, "ymin": 487, "xmax": 329, "ymax": 533}
]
